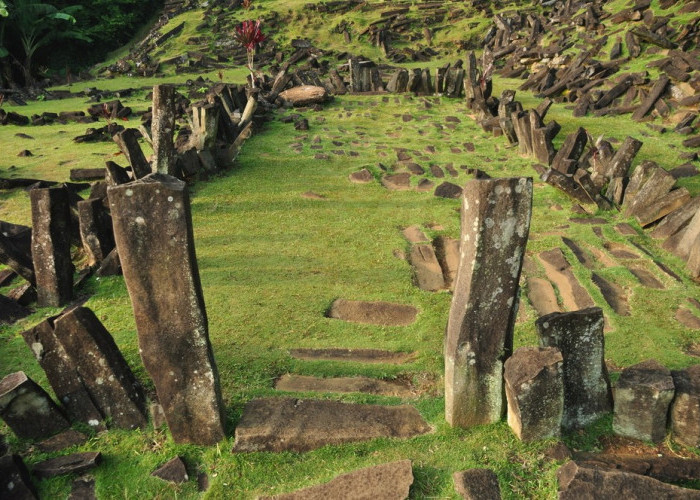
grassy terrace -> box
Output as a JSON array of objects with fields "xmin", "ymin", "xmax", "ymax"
[{"xmin": 1, "ymin": 0, "xmax": 700, "ymax": 497}]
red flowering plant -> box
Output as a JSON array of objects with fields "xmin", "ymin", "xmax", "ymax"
[{"xmin": 234, "ymin": 20, "xmax": 266, "ymax": 87}]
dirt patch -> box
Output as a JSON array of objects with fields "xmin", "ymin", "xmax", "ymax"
[
  {"xmin": 289, "ymin": 348, "xmax": 416, "ymax": 364},
  {"xmin": 327, "ymin": 299, "xmax": 418, "ymax": 326}
]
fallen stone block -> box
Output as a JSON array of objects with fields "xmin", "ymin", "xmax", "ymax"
[
  {"xmin": 613, "ymin": 359, "xmax": 674, "ymax": 443},
  {"xmin": 0, "ymin": 455, "xmax": 37, "ymax": 499},
  {"xmin": 32, "ymin": 452, "xmax": 101, "ymax": 479},
  {"xmin": 0, "ymin": 294, "xmax": 30, "ymax": 325},
  {"xmin": 233, "ymin": 398, "xmax": 430, "ymax": 452},
  {"xmin": 410, "ymin": 244, "xmax": 445, "ymax": 291},
  {"xmin": 453, "ymin": 468, "xmax": 501, "ymax": 500},
  {"xmin": 279, "ymin": 86, "xmax": 329, "ymax": 107},
  {"xmin": 152, "ymin": 456, "xmax": 189, "ymax": 483},
  {"xmin": 327, "ymin": 299, "xmax": 417, "ymax": 326}
]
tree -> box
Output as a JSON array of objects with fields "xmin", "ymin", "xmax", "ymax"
[{"xmin": 1, "ymin": 0, "xmax": 90, "ymax": 86}]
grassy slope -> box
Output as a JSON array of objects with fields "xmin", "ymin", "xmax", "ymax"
[{"xmin": 1, "ymin": 0, "xmax": 700, "ymax": 497}]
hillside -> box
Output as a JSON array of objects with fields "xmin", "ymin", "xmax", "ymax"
[{"xmin": 1, "ymin": 0, "xmax": 700, "ymax": 498}]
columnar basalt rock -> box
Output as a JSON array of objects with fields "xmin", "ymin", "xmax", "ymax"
[
  {"xmin": 613, "ymin": 359, "xmax": 675, "ymax": 443},
  {"xmin": 29, "ymin": 187, "xmax": 74, "ymax": 307},
  {"xmin": 0, "ymin": 220, "xmax": 35, "ymax": 284},
  {"xmin": 108, "ymin": 173, "xmax": 225, "ymax": 444},
  {"xmin": 53, "ymin": 307, "xmax": 148, "ymax": 430},
  {"xmin": 670, "ymin": 364, "xmax": 700, "ymax": 447},
  {"xmin": 21, "ymin": 317, "xmax": 104, "ymax": 429},
  {"xmin": 113, "ymin": 129, "xmax": 151, "ymax": 179},
  {"xmin": 0, "ymin": 371, "xmax": 70, "ymax": 440},
  {"xmin": 151, "ymin": 84, "xmax": 177, "ymax": 176},
  {"xmin": 0, "ymin": 455, "xmax": 37, "ymax": 499},
  {"xmin": 77, "ymin": 199, "xmax": 114, "ymax": 267},
  {"xmin": 504, "ymin": 346, "xmax": 564, "ymax": 442},
  {"xmin": 445, "ymin": 177, "xmax": 533, "ymax": 428},
  {"xmin": 536, "ymin": 308, "xmax": 613, "ymax": 430}
]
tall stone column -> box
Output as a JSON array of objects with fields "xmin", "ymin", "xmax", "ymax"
[
  {"xmin": 108, "ymin": 173, "xmax": 225, "ymax": 444},
  {"xmin": 151, "ymin": 84, "xmax": 177, "ymax": 176},
  {"xmin": 445, "ymin": 177, "xmax": 533, "ymax": 427},
  {"xmin": 30, "ymin": 187, "xmax": 74, "ymax": 307}
]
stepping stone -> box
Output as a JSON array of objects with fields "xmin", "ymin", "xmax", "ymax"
[
  {"xmin": 615, "ymin": 223, "xmax": 638, "ymax": 236},
  {"xmin": 233, "ymin": 398, "xmax": 431, "ymax": 452},
  {"xmin": 454, "ymin": 469, "xmax": 502, "ymax": 499},
  {"xmin": 349, "ymin": 168, "xmax": 372, "ymax": 183},
  {"xmin": 32, "ymin": 452, "xmax": 101, "ymax": 479},
  {"xmin": 401, "ymin": 162, "xmax": 424, "ymax": 175},
  {"xmin": 402, "ymin": 225, "xmax": 429, "ymax": 244},
  {"xmin": 416, "ymin": 179, "xmax": 434, "ymax": 192},
  {"xmin": 301, "ymin": 192, "xmax": 327, "ymax": 200},
  {"xmin": 434, "ymin": 182, "xmax": 462, "ymax": 199},
  {"xmin": 561, "ymin": 237, "xmax": 595, "ymax": 270},
  {"xmin": 539, "ymin": 249, "xmax": 595, "ymax": 311},
  {"xmin": 410, "ymin": 244, "xmax": 445, "ymax": 291},
  {"xmin": 445, "ymin": 164, "xmax": 459, "ymax": 177},
  {"xmin": 603, "ymin": 242, "xmax": 639, "ymax": 260},
  {"xmin": 289, "ymin": 346, "xmax": 415, "ymax": 365},
  {"xmin": 433, "ymin": 236, "xmax": 459, "ymax": 291},
  {"xmin": 568, "ymin": 217, "xmax": 608, "ymax": 225},
  {"xmin": 592, "ymin": 273, "xmax": 630, "ymax": 316},
  {"xmin": 261, "ymin": 460, "xmax": 413, "ymax": 500},
  {"xmin": 676, "ymin": 308, "xmax": 700, "ymax": 329},
  {"xmin": 381, "ymin": 173, "xmax": 412, "ymax": 191},
  {"xmin": 152, "ymin": 456, "xmax": 188, "ymax": 483},
  {"xmin": 527, "ymin": 277, "xmax": 561, "ymax": 316},
  {"xmin": 628, "ymin": 267, "xmax": 665, "ymax": 289},
  {"xmin": 274, "ymin": 374, "xmax": 414, "ymax": 397},
  {"xmin": 327, "ymin": 299, "xmax": 418, "ymax": 326},
  {"xmin": 430, "ymin": 165, "xmax": 445, "ymax": 178}
]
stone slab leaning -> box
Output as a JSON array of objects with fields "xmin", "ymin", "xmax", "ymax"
[{"xmin": 108, "ymin": 173, "xmax": 225, "ymax": 444}]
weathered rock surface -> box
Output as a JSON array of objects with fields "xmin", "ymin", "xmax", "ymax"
[
  {"xmin": 151, "ymin": 84, "xmax": 177, "ymax": 176},
  {"xmin": 233, "ymin": 398, "xmax": 430, "ymax": 452},
  {"xmin": 30, "ymin": 187, "xmax": 74, "ymax": 307},
  {"xmin": 32, "ymin": 452, "xmax": 101, "ymax": 478},
  {"xmin": 327, "ymin": 299, "xmax": 418, "ymax": 326},
  {"xmin": 557, "ymin": 461, "xmax": 700, "ymax": 499},
  {"xmin": 505, "ymin": 347, "xmax": 564, "ymax": 442},
  {"xmin": 0, "ymin": 294, "xmax": 30, "ymax": 325},
  {"xmin": 0, "ymin": 220, "xmax": 35, "ymax": 284},
  {"xmin": 0, "ymin": 371, "xmax": 69, "ymax": 439},
  {"xmin": 536, "ymin": 308, "xmax": 612, "ymax": 430},
  {"xmin": 108, "ymin": 173, "xmax": 225, "ymax": 444},
  {"xmin": 445, "ymin": 177, "xmax": 532, "ymax": 428},
  {"xmin": 670, "ymin": 364, "xmax": 700, "ymax": 447},
  {"xmin": 37, "ymin": 429, "xmax": 88, "ymax": 453},
  {"xmin": 613, "ymin": 359, "xmax": 675, "ymax": 443},
  {"xmin": 275, "ymin": 374, "xmax": 414, "ymax": 397},
  {"xmin": 53, "ymin": 307, "xmax": 148, "ymax": 430},
  {"xmin": 453, "ymin": 468, "xmax": 502, "ymax": 500},
  {"xmin": 526, "ymin": 277, "xmax": 560, "ymax": 316},
  {"xmin": 0, "ymin": 454, "xmax": 37, "ymax": 499},
  {"xmin": 262, "ymin": 460, "xmax": 413, "ymax": 500},
  {"xmin": 279, "ymin": 86, "xmax": 329, "ymax": 107},
  {"xmin": 538, "ymin": 248, "xmax": 594, "ymax": 311},
  {"xmin": 410, "ymin": 244, "xmax": 445, "ymax": 291},
  {"xmin": 152, "ymin": 456, "xmax": 189, "ymax": 483}
]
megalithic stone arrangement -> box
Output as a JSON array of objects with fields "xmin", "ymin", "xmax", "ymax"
[
  {"xmin": 151, "ymin": 84, "xmax": 177, "ymax": 176},
  {"xmin": 445, "ymin": 177, "xmax": 533, "ymax": 428},
  {"xmin": 108, "ymin": 173, "xmax": 226, "ymax": 444},
  {"xmin": 30, "ymin": 186, "xmax": 75, "ymax": 307}
]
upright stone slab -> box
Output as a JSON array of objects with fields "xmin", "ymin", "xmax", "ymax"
[
  {"xmin": 77, "ymin": 199, "xmax": 114, "ymax": 267},
  {"xmin": 536, "ymin": 308, "xmax": 612, "ymax": 430},
  {"xmin": 30, "ymin": 187, "xmax": 74, "ymax": 307},
  {"xmin": 108, "ymin": 173, "xmax": 225, "ymax": 444},
  {"xmin": 671, "ymin": 365, "xmax": 700, "ymax": 447},
  {"xmin": 445, "ymin": 177, "xmax": 533, "ymax": 428},
  {"xmin": 151, "ymin": 84, "xmax": 177, "ymax": 176},
  {"xmin": 613, "ymin": 359, "xmax": 674, "ymax": 443},
  {"xmin": 0, "ymin": 371, "xmax": 69, "ymax": 440},
  {"xmin": 504, "ymin": 346, "xmax": 564, "ymax": 442},
  {"xmin": 53, "ymin": 307, "xmax": 148, "ymax": 430},
  {"xmin": 21, "ymin": 317, "xmax": 104, "ymax": 429}
]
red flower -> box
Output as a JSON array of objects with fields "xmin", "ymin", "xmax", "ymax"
[{"xmin": 234, "ymin": 20, "xmax": 266, "ymax": 52}]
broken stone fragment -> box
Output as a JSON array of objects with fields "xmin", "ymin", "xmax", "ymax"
[
  {"xmin": 279, "ymin": 86, "xmax": 329, "ymax": 107},
  {"xmin": 505, "ymin": 346, "xmax": 564, "ymax": 442},
  {"xmin": 152, "ymin": 456, "xmax": 189, "ymax": 483},
  {"xmin": 613, "ymin": 359, "xmax": 675, "ymax": 443},
  {"xmin": 0, "ymin": 371, "xmax": 70, "ymax": 440},
  {"xmin": 0, "ymin": 455, "xmax": 37, "ymax": 499},
  {"xmin": 32, "ymin": 452, "xmax": 101, "ymax": 479},
  {"xmin": 453, "ymin": 468, "xmax": 501, "ymax": 500},
  {"xmin": 670, "ymin": 364, "xmax": 700, "ymax": 447}
]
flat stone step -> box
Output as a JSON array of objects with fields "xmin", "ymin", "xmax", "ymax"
[
  {"xmin": 592, "ymin": 273, "xmax": 630, "ymax": 316},
  {"xmin": 327, "ymin": 299, "xmax": 418, "ymax": 326},
  {"xmin": 627, "ymin": 266, "xmax": 665, "ymax": 289},
  {"xmin": 289, "ymin": 348, "xmax": 415, "ymax": 364},
  {"xmin": 274, "ymin": 374, "xmax": 415, "ymax": 397},
  {"xmin": 539, "ymin": 249, "xmax": 595, "ymax": 311},
  {"xmin": 233, "ymin": 398, "xmax": 431, "ymax": 453},
  {"xmin": 527, "ymin": 277, "xmax": 561, "ymax": 316}
]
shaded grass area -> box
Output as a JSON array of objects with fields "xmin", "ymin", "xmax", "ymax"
[{"xmin": 0, "ymin": 81, "xmax": 699, "ymax": 498}]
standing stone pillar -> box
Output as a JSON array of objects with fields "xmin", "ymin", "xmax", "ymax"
[
  {"xmin": 445, "ymin": 177, "xmax": 533, "ymax": 427},
  {"xmin": 30, "ymin": 187, "xmax": 74, "ymax": 307},
  {"xmin": 536, "ymin": 308, "xmax": 613, "ymax": 430},
  {"xmin": 151, "ymin": 84, "xmax": 177, "ymax": 176},
  {"xmin": 108, "ymin": 173, "xmax": 225, "ymax": 444},
  {"xmin": 77, "ymin": 199, "xmax": 114, "ymax": 267}
]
